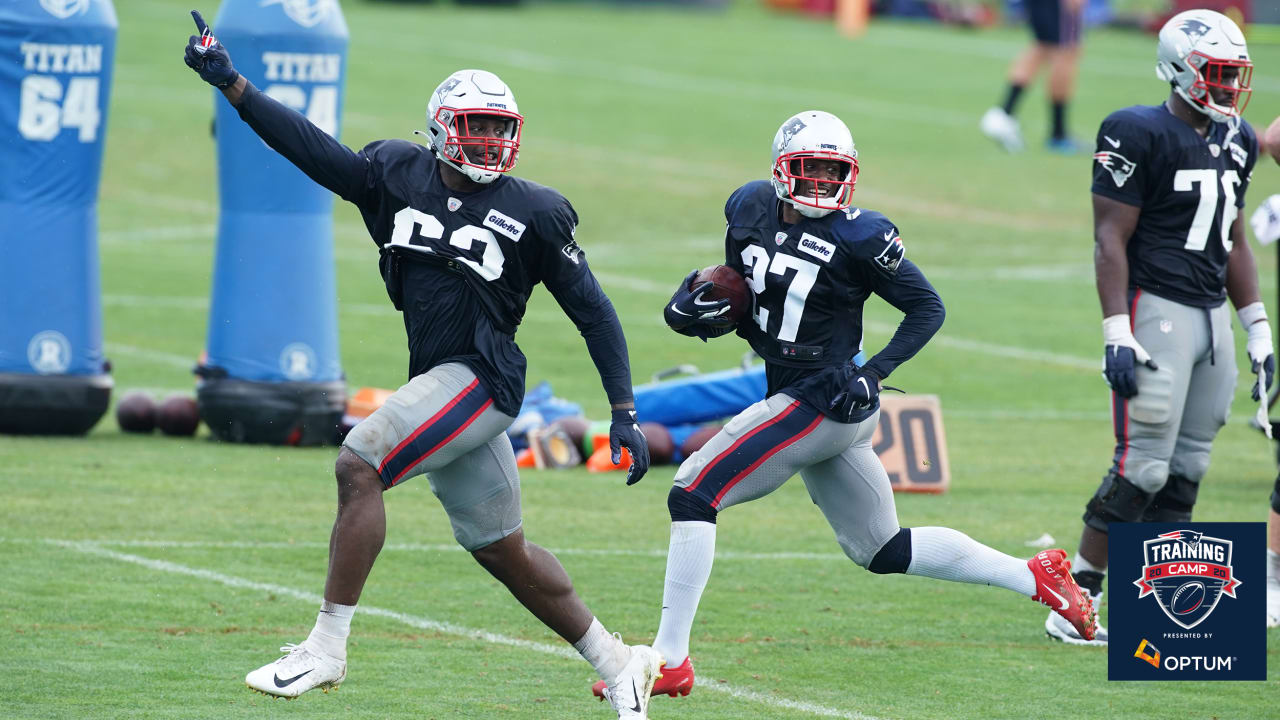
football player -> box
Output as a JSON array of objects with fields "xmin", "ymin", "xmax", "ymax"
[
  {"xmin": 183, "ymin": 12, "xmax": 661, "ymax": 717},
  {"xmin": 591, "ymin": 110, "xmax": 1096, "ymax": 704},
  {"xmin": 1046, "ymin": 9, "xmax": 1274, "ymax": 645},
  {"xmin": 981, "ymin": 0, "xmax": 1085, "ymax": 154}
]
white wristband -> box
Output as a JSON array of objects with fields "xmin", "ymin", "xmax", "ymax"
[
  {"xmin": 1102, "ymin": 314, "xmax": 1134, "ymax": 345},
  {"xmin": 1238, "ymin": 301, "xmax": 1268, "ymax": 329}
]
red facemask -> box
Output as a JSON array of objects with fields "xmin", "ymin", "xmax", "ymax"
[
  {"xmin": 1189, "ymin": 51, "xmax": 1253, "ymax": 118},
  {"xmin": 435, "ymin": 107, "xmax": 524, "ymax": 173},
  {"xmin": 773, "ymin": 151, "xmax": 859, "ymax": 213}
]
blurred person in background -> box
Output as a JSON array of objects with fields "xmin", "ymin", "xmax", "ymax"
[
  {"xmin": 182, "ymin": 11, "xmax": 663, "ymax": 718},
  {"xmin": 981, "ymin": 0, "xmax": 1085, "ymax": 153},
  {"xmin": 1047, "ymin": 9, "xmax": 1272, "ymax": 645}
]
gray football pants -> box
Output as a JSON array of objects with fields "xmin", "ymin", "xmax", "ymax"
[
  {"xmin": 343, "ymin": 363, "xmax": 523, "ymax": 551},
  {"xmin": 672, "ymin": 393, "xmax": 900, "ymax": 566},
  {"xmin": 1112, "ymin": 291, "xmax": 1236, "ymax": 492}
]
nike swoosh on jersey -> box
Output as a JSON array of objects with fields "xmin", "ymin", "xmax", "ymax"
[{"xmin": 1104, "ymin": 135, "xmax": 1120, "ymax": 148}]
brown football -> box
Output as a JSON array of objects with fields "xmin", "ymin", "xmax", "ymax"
[
  {"xmin": 157, "ymin": 394, "xmax": 200, "ymax": 437},
  {"xmin": 692, "ymin": 265, "xmax": 750, "ymax": 325},
  {"xmin": 680, "ymin": 424, "xmax": 723, "ymax": 458},
  {"xmin": 116, "ymin": 391, "xmax": 157, "ymax": 433},
  {"xmin": 639, "ymin": 422, "xmax": 674, "ymax": 465}
]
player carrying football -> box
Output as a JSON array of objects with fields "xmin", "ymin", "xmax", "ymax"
[
  {"xmin": 1044, "ymin": 9, "xmax": 1273, "ymax": 646},
  {"xmin": 183, "ymin": 11, "xmax": 662, "ymax": 718},
  {"xmin": 592, "ymin": 110, "xmax": 1096, "ymax": 705}
]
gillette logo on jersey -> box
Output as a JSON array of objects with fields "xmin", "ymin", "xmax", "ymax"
[
  {"xmin": 1107, "ymin": 522, "xmax": 1264, "ymax": 681},
  {"xmin": 484, "ymin": 210, "xmax": 525, "ymax": 241}
]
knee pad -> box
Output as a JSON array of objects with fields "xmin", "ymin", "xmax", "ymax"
[
  {"xmin": 1271, "ymin": 473, "xmax": 1280, "ymax": 515},
  {"xmin": 668, "ymin": 486, "xmax": 717, "ymax": 524},
  {"xmin": 1141, "ymin": 474, "xmax": 1199, "ymax": 523},
  {"xmin": 1083, "ymin": 472, "xmax": 1155, "ymax": 533},
  {"xmin": 867, "ymin": 528, "xmax": 912, "ymax": 575}
]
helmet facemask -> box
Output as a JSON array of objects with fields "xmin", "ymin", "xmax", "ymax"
[
  {"xmin": 773, "ymin": 151, "xmax": 858, "ymax": 219},
  {"xmin": 433, "ymin": 107, "xmax": 523, "ymax": 184},
  {"xmin": 1178, "ymin": 52, "xmax": 1252, "ymax": 122}
]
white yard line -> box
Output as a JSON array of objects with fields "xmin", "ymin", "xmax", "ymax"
[
  {"xmin": 103, "ymin": 343, "xmax": 196, "ymax": 370},
  {"xmin": 49, "ymin": 540, "xmax": 884, "ymax": 720}
]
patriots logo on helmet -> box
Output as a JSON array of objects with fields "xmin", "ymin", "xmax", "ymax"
[
  {"xmin": 436, "ymin": 77, "xmax": 462, "ymax": 103},
  {"xmin": 1179, "ymin": 18, "xmax": 1212, "ymax": 44},
  {"xmin": 779, "ymin": 118, "xmax": 807, "ymax": 148},
  {"xmin": 1094, "ymin": 151, "xmax": 1137, "ymax": 188}
]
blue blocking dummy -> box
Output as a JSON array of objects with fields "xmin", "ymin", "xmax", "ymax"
[
  {"xmin": 0, "ymin": 0, "xmax": 116, "ymax": 435},
  {"xmin": 197, "ymin": 0, "xmax": 349, "ymax": 445}
]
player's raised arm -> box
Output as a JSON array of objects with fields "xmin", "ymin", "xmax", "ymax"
[{"xmin": 182, "ymin": 10, "xmax": 368, "ymax": 203}]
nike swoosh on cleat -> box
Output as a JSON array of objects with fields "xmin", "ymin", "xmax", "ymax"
[
  {"xmin": 1043, "ymin": 586, "xmax": 1069, "ymax": 611},
  {"xmin": 273, "ymin": 669, "xmax": 314, "ymax": 688},
  {"xmin": 630, "ymin": 679, "xmax": 642, "ymax": 713},
  {"xmin": 668, "ymin": 303, "xmax": 691, "ymax": 317}
]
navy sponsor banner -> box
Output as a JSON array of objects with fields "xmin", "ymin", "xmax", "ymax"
[{"xmin": 1108, "ymin": 522, "xmax": 1265, "ymax": 681}]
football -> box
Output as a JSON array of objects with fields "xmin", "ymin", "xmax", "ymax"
[
  {"xmin": 693, "ymin": 265, "xmax": 751, "ymax": 325},
  {"xmin": 1170, "ymin": 581, "xmax": 1206, "ymax": 615},
  {"xmin": 640, "ymin": 421, "xmax": 674, "ymax": 464},
  {"xmin": 680, "ymin": 423, "xmax": 723, "ymax": 457},
  {"xmin": 115, "ymin": 391, "xmax": 157, "ymax": 433},
  {"xmin": 157, "ymin": 394, "xmax": 201, "ymax": 437}
]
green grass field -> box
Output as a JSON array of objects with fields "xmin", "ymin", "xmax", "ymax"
[{"xmin": 5, "ymin": 1, "xmax": 1280, "ymax": 718}]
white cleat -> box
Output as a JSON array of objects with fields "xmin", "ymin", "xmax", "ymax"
[
  {"xmin": 601, "ymin": 645, "xmax": 663, "ymax": 719},
  {"xmin": 1045, "ymin": 590, "xmax": 1108, "ymax": 646},
  {"xmin": 245, "ymin": 642, "xmax": 346, "ymax": 698},
  {"xmin": 980, "ymin": 107, "xmax": 1024, "ymax": 153}
]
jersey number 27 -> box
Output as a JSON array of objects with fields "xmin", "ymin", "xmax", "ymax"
[{"xmin": 741, "ymin": 244, "xmax": 820, "ymax": 343}]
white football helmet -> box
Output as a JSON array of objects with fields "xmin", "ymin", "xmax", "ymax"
[
  {"xmin": 770, "ymin": 111, "xmax": 858, "ymax": 219},
  {"xmin": 1155, "ymin": 10, "xmax": 1252, "ymax": 123},
  {"xmin": 422, "ymin": 69, "xmax": 523, "ymax": 184}
]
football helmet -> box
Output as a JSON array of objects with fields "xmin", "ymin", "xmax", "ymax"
[
  {"xmin": 1156, "ymin": 10, "xmax": 1252, "ymax": 123},
  {"xmin": 422, "ymin": 69, "xmax": 522, "ymax": 184},
  {"xmin": 770, "ymin": 111, "xmax": 858, "ymax": 219}
]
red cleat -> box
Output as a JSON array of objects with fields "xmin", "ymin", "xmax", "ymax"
[
  {"xmin": 593, "ymin": 657, "xmax": 694, "ymax": 700},
  {"xmin": 1029, "ymin": 549, "xmax": 1097, "ymax": 641}
]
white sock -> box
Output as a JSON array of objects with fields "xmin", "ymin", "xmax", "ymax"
[
  {"xmin": 652, "ymin": 521, "xmax": 716, "ymax": 667},
  {"xmin": 906, "ymin": 526, "xmax": 1036, "ymax": 597},
  {"xmin": 1073, "ymin": 552, "xmax": 1106, "ymax": 577},
  {"xmin": 305, "ymin": 600, "xmax": 354, "ymax": 661},
  {"xmin": 573, "ymin": 617, "xmax": 629, "ymax": 682},
  {"xmin": 1268, "ymin": 549, "xmax": 1280, "ymax": 586}
]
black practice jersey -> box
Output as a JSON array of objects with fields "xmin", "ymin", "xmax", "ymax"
[
  {"xmin": 1091, "ymin": 104, "xmax": 1258, "ymax": 307},
  {"xmin": 723, "ymin": 181, "xmax": 945, "ymax": 421},
  {"xmin": 233, "ymin": 84, "xmax": 633, "ymax": 416}
]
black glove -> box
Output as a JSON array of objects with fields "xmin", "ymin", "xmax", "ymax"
[
  {"xmin": 609, "ymin": 408, "xmax": 650, "ymax": 486},
  {"xmin": 184, "ymin": 10, "xmax": 239, "ymax": 88},
  {"xmin": 1252, "ymin": 353, "xmax": 1276, "ymax": 402},
  {"xmin": 829, "ymin": 367, "xmax": 880, "ymax": 422},
  {"xmin": 664, "ymin": 270, "xmax": 734, "ymax": 342},
  {"xmin": 1103, "ymin": 345, "xmax": 1158, "ymax": 399}
]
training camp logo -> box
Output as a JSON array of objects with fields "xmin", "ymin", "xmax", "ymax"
[
  {"xmin": 1133, "ymin": 529, "xmax": 1240, "ymax": 630},
  {"xmin": 40, "ymin": 0, "xmax": 91, "ymax": 20},
  {"xmin": 261, "ymin": 0, "xmax": 337, "ymax": 28},
  {"xmin": 1094, "ymin": 151, "xmax": 1136, "ymax": 188}
]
